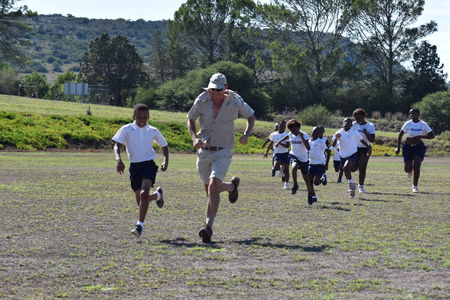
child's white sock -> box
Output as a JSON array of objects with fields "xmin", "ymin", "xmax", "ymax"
[
  {"xmin": 348, "ymin": 179, "xmax": 354, "ymax": 184},
  {"xmin": 136, "ymin": 221, "xmax": 144, "ymax": 227},
  {"xmin": 206, "ymin": 217, "xmax": 214, "ymax": 227},
  {"xmin": 155, "ymin": 190, "xmax": 161, "ymax": 201}
]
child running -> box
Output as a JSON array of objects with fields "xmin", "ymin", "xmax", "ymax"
[
  {"xmin": 275, "ymin": 120, "xmax": 314, "ymax": 203},
  {"xmin": 261, "ymin": 123, "xmax": 279, "ymax": 176},
  {"xmin": 112, "ymin": 104, "xmax": 169, "ymax": 237},
  {"xmin": 264, "ymin": 120, "xmax": 290, "ymax": 189},
  {"xmin": 395, "ymin": 108, "xmax": 434, "ymax": 193},
  {"xmin": 330, "ymin": 142, "xmax": 344, "ymax": 183},
  {"xmin": 317, "ymin": 126, "xmax": 331, "ymax": 185},
  {"xmin": 331, "ymin": 118, "xmax": 367, "ymax": 198},
  {"xmin": 307, "ymin": 127, "xmax": 331, "ymax": 204}
]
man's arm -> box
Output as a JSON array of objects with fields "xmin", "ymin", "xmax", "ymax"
[
  {"xmin": 240, "ymin": 115, "xmax": 256, "ymax": 145},
  {"xmin": 187, "ymin": 119, "xmax": 204, "ymax": 149},
  {"xmin": 113, "ymin": 142, "xmax": 125, "ymax": 174}
]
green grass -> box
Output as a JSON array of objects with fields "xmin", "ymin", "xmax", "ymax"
[{"xmin": 0, "ymin": 153, "xmax": 449, "ymax": 299}]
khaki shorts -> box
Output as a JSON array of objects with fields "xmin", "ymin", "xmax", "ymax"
[{"xmin": 196, "ymin": 148, "xmax": 233, "ymax": 184}]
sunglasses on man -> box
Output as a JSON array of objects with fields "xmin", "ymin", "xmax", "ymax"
[{"xmin": 210, "ymin": 88, "xmax": 223, "ymax": 92}]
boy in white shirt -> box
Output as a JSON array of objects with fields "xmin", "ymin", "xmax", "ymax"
[
  {"xmin": 275, "ymin": 119, "xmax": 314, "ymax": 201},
  {"xmin": 332, "ymin": 118, "xmax": 367, "ymax": 198},
  {"xmin": 264, "ymin": 120, "xmax": 290, "ymax": 189},
  {"xmin": 112, "ymin": 104, "xmax": 169, "ymax": 237},
  {"xmin": 330, "ymin": 143, "xmax": 344, "ymax": 183},
  {"xmin": 351, "ymin": 108, "xmax": 376, "ymax": 193},
  {"xmin": 307, "ymin": 127, "xmax": 331, "ymax": 204},
  {"xmin": 261, "ymin": 123, "xmax": 279, "ymax": 176},
  {"xmin": 395, "ymin": 108, "xmax": 434, "ymax": 193}
]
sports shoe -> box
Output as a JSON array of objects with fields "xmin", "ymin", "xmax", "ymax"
[
  {"xmin": 348, "ymin": 182, "xmax": 356, "ymax": 198},
  {"xmin": 412, "ymin": 185, "xmax": 419, "ymax": 193},
  {"xmin": 198, "ymin": 224, "xmax": 213, "ymax": 243},
  {"xmin": 283, "ymin": 182, "xmax": 290, "ymax": 190},
  {"xmin": 131, "ymin": 224, "xmax": 143, "ymax": 237},
  {"xmin": 290, "ymin": 184, "xmax": 299, "ymax": 195},
  {"xmin": 228, "ymin": 177, "xmax": 240, "ymax": 203},
  {"xmin": 155, "ymin": 187, "xmax": 164, "ymax": 208},
  {"xmin": 337, "ymin": 179, "xmax": 342, "ymax": 183},
  {"xmin": 358, "ymin": 185, "xmax": 365, "ymax": 193},
  {"xmin": 307, "ymin": 194, "xmax": 317, "ymax": 205},
  {"xmin": 321, "ymin": 174, "xmax": 327, "ymax": 185}
]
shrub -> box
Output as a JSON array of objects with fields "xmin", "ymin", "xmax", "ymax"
[
  {"xmin": 414, "ymin": 90, "xmax": 450, "ymax": 134},
  {"xmin": 298, "ymin": 104, "xmax": 333, "ymax": 127}
]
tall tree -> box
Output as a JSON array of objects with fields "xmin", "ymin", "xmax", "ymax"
[
  {"xmin": 0, "ymin": 0, "xmax": 32, "ymax": 65},
  {"xmin": 170, "ymin": 0, "xmax": 255, "ymax": 66},
  {"xmin": 346, "ymin": 0, "xmax": 437, "ymax": 109},
  {"xmin": 404, "ymin": 41, "xmax": 447, "ymax": 106},
  {"xmin": 79, "ymin": 34, "xmax": 148, "ymax": 106},
  {"xmin": 256, "ymin": 0, "xmax": 350, "ymax": 109},
  {"xmin": 149, "ymin": 30, "xmax": 169, "ymax": 85}
]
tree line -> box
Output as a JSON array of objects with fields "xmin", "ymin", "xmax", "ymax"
[{"xmin": 0, "ymin": 0, "xmax": 448, "ymax": 120}]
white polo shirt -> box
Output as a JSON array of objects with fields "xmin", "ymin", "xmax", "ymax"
[
  {"xmin": 309, "ymin": 138, "xmax": 328, "ymax": 165},
  {"xmin": 289, "ymin": 131, "xmax": 310, "ymax": 162},
  {"xmin": 112, "ymin": 121, "xmax": 168, "ymax": 163},
  {"xmin": 352, "ymin": 121, "xmax": 376, "ymax": 148},
  {"xmin": 270, "ymin": 131, "xmax": 289, "ymax": 154},
  {"xmin": 332, "ymin": 129, "xmax": 363, "ymax": 158},
  {"xmin": 401, "ymin": 120, "xmax": 432, "ymax": 138}
]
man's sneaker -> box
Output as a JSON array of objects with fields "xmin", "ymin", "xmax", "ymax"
[
  {"xmin": 198, "ymin": 224, "xmax": 213, "ymax": 243},
  {"xmin": 348, "ymin": 182, "xmax": 356, "ymax": 198},
  {"xmin": 307, "ymin": 194, "xmax": 317, "ymax": 205},
  {"xmin": 358, "ymin": 185, "xmax": 365, "ymax": 193},
  {"xmin": 321, "ymin": 174, "xmax": 327, "ymax": 185},
  {"xmin": 228, "ymin": 177, "xmax": 240, "ymax": 203},
  {"xmin": 412, "ymin": 185, "xmax": 419, "ymax": 193},
  {"xmin": 283, "ymin": 182, "xmax": 290, "ymax": 190},
  {"xmin": 290, "ymin": 184, "xmax": 299, "ymax": 195},
  {"xmin": 271, "ymin": 169, "xmax": 276, "ymax": 177},
  {"xmin": 131, "ymin": 224, "xmax": 143, "ymax": 237},
  {"xmin": 155, "ymin": 187, "xmax": 164, "ymax": 208}
]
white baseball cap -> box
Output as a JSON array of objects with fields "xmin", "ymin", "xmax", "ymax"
[{"xmin": 207, "ymin": 73, "xmax": 227, "ymax": 89}]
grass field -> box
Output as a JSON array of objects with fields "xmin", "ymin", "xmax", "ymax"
[
  {"xmin": 0, "ymin": 94, "xmax": 400, "ymax": 139},
  {"xmin": 0, "ymin": 152, "xmax": 448, "ymax": 299}
]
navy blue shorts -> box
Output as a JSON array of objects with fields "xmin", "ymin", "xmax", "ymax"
[
  {"xmin": 402, "ymin": 143, "xmax": 426, "ymax": 162},
  {"xmin": 340, "ymin": 152, "xmax": 357, "ymax": 167},
  {"xmin": 333, "ymin": 160, "xmax": 341, "ymax": 172},
  {"xmin": 308, "ymin": 164, "xmax": 324, "ymax": 177},
  {"xmin": 129, "ymin": 160, "xmax": 158, "ymax": 191},
  {"xmin": 357, "ymin": 147, "xmax": 370, "ymax": 157},
  {"xmin": 290, "ymin": 155, "xmax": 309, "ymax": 175},
  {"xmin": 274, "ymin": 152, "xmax": 290, "ymax": 164}
]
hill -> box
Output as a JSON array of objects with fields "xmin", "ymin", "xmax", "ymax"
[{"xmin": 18, "ymin": 15, "xmax": 168, "ymax": 81}]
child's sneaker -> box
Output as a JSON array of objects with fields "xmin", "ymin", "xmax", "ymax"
[
  {"xmin": 155, "ymin": 187, "xmax": 164, "ymax": 208},
  {"xmin": 412, "ymin": 185, "xmax": 419, "ymax": 193},
  {"xmin": 290, "ymin": 184, "xmax": 299, "ymax": 195},
  {"xmin": 321, "ymin": 174, "xmax": 327, "ymax": 185},
  {"xmin": 348, "ymin": 182, "xmax": 356, "ymax": 198},
  {"xmin": 283, "ymin": 182, "xmax": 290, "ymax": 190},
  {"xmin": 228, "ymin": 177, "xmax": 240, "ymax": 203},
  {"xmin": 307, "ymin": 194, "xmax": 317, "ymax": 205},
  {"xmin": 358, "ymin": 185, "xmax": 365, "ymax": 193},
  {"xmin": 131, "ymin": 224, "xmax": 143, "ymax": 237},
  {"xmin": 271, "ymin": 169, "xmax": 276, "ymax": 177},
  {"xmin": 337, "ymin": 179, "xmax": 342, "ymax": 183}
]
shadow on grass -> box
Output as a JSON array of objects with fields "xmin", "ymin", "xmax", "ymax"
[
  {"xmin": 366, "ymin": 191, "xmax": 415, "ymax": 197},
  {"xmin": 317, "ymin": 204, "xmax": 352, "ymax": 211},
  {"xmin": 359, "ymin": 198, "xmax": 403, "ymax": 203},
  {"xmin": 330, "ymin": 201, "xmax": 364, "ymax": 207},
  {"xmin": 232, "ymin": 237, "xmax": 332, "ymax": 252},
  {"xmin": 160, "ymin": 237, "xmax": 224, "ymax": 248}
]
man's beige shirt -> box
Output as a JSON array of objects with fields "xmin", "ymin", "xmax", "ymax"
[{"xmin": 187, "ymin": 90, "xmax": 254, "ymax": 149}]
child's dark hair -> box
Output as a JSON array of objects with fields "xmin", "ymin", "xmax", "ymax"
[
  {"xmin": 287, "ymin": 119, "xmax": 302, "ymax": 130},
  {"xmin": 352, "ymin": 108, "xmax": 367, "ymax": 116},
  {"xmin": 410, "ymin": 108, "xmax": 420, "ymax": 115},
  {"xmin": 133, "ymin": 103, "xmax": 149, "ymax": 115}
]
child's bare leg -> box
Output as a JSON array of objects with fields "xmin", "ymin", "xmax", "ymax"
[
  {"xmin": 404, "ymin": 160, "xmax": 413, "ymax": 173},
  {"xmin": 344, "ymin": 161, "xmax": 353, "ymax": 180},
  {"xmin": 412, "ymin": 157, "xmax": 422, "ymax": 186},
  {"xmin": 292, "ymin": 164, "xmax": 298, "ymax": 185},
  {"xmin": 303, "ymin": 173, "xmax": 315, "ymax": 195},
  {"xmin": 138, "ymin": 179, "xmax": 158, "ymax": 223},
  {"xmin": 282, "ymin": 163, "xmax": 290, "ymax": 182}
]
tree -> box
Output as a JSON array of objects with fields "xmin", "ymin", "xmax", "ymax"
[
  {"xmin": 346, "ymin": 0, "xmax": 437, "ymax": 109},
  {"xmin": 149, "ymin": 30, "xmax": 169, "ymax": 85},
  {"xmin": 415, "ymin": 90, "xmax": 450, "ymax": 135},
  {"xmin": 48, "ymin": 71, "xmax": 78, "ymax": 100},
  {"xmin": 256, "ymin": 0, "xmax": 351, "ymax": 109},
  {"xmin": 21, "ymin": 72, "xmax": 49, "ymax": 98},
  {"xmin": 0, "ymin": 0, "xmax": 31, "ymax": 65},
  {"xmin": 79, "ymin": 34, "xmax": 148, "ymax": 106},
  {"xmin": 170, "ymin": 0, "xmax": 255, "ymax": 66},
  {"xmin": 403, "ymin": 41, "xmax": 447, "ymax": 106}
]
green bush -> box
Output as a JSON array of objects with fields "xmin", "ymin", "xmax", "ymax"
[
  {"xmin": 414, "ymin": 90, "xmax": 450, "ymax": 134},
  {"xmin": 298, "ymin": 104, "xmax": 333, "ymax": 127}
]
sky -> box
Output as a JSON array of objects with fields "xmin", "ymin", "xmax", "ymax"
[{"xmin": 18, "ymin": 0, "xmax": 450, "ymax": 77}]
